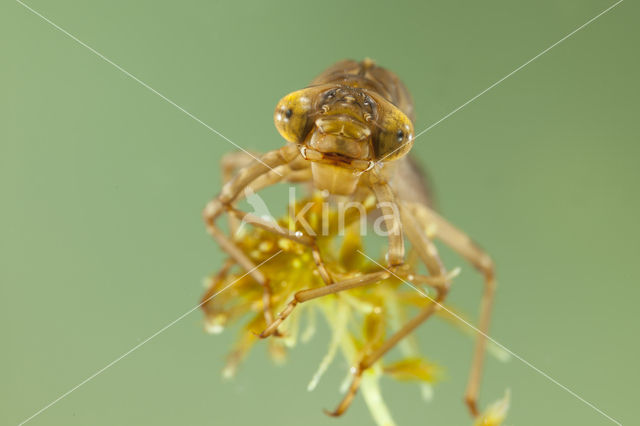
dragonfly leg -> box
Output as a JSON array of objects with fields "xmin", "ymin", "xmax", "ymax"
[
  {"xmin": 203, "ymin": 145, "xmax": 300, "ymax": 335},
  {"xmin": 326, "ymin": 204, "xmax": 451, "ymax": 417},
  {"xmin": 407, "ymin": 201, "xmax": 496, "ymax": 417},
  {"xmin": 259, "ymin": 270, "xmax": 390, "ymax": 338}
]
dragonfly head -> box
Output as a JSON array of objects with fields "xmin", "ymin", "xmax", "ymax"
[{"xmin": 274, "ymin": 85, "xmax": 414, "ymax": 195}]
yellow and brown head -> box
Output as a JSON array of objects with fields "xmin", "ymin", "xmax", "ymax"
[{"xmin": 274, "ymin": 84, "xmax": 414, "ymax": 194}]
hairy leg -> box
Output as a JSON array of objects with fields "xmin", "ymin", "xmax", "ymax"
[
  {"xmin": 370, "ymin": 181, "xmax": 404, "ymax": 266},
  {"xmin": 259, "ymin": 267, "xmax": 447, "ymax": 339},
  {"xmin": 204, "ymin": 145, "xmax": 300, "ymax": 331},
  {"xmin": 221, "ymin": 151, "xmax": 257, "ymax": 234},
  {"xmin": 327, "ymin": 200, "xmax": 451, "ymax": 417},
  {"xmin": 407, "ymin": 201, "xmax": 495, "ymax": 417}
]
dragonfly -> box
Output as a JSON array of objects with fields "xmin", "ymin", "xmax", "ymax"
[{"xmin": 203, "ymin": 59, "xmax": 496, "ymax": 418}]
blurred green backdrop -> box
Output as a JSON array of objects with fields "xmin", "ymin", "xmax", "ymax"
[{"xmin": 2, "ymin": 0, "xmax": 638, "ymax": 425}]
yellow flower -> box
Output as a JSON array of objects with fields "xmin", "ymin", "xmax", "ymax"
[{"xmin": 201, "ymin": 193, "xmax": 509, "ymax": 425}]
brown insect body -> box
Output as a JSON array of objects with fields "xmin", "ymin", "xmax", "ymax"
[{"xmin": 204, "ymin": 59, "xmax": 497, "ymax": 419}]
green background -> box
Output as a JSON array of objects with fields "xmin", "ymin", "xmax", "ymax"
[{"xmin": 2, "ymin": 0, "xmax": 638, "ymax": 425}]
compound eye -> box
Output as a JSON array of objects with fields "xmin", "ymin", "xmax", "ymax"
[
  {"xmin": 274, "ymin": 90, "xmax": 313, "ymax": 143},
  {"xmin": 373, "ymin": 110, "xmax": 414, "ymax": 161}
]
